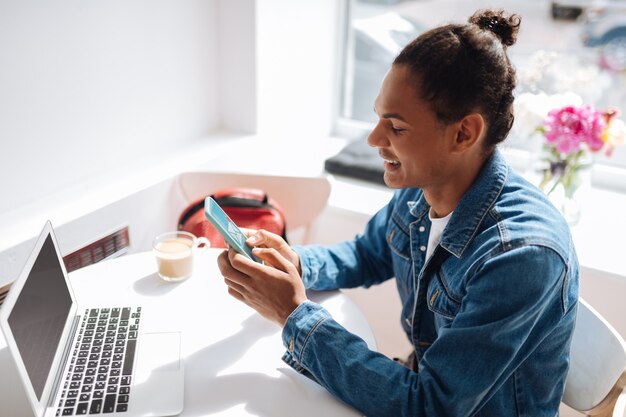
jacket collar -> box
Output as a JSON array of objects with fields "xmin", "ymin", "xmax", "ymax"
[{"xmin": 408, "ymin": 150, "xmax": 508, "ymax": 258}]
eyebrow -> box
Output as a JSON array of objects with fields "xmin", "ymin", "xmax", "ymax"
[
  {"xmin": 373, "ymin": 106, "xmax": 407, "ymax": 122},
  {"xmin": 382, "ymin": 112, "xmax": 407, "ymax": 122}
]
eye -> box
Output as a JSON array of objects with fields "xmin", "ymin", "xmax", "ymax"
[{"xmin": 391, "ymin": 126, "xmax": 406, "ymax": 134}]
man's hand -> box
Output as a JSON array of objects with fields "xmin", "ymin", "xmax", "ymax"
[
  {"xmin": 243, "ymin": 229, "xmax": 302, "ymax": 276},
  {"xmin": 217, "ymin": 230, "xmax": 307, "ymax": 327}
]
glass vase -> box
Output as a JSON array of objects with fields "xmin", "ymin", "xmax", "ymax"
[{"xmin": 536, "ymin": 151, "xmax": 592, "ymax": 226}]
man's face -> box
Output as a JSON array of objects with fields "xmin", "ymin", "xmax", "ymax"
[{"xmin": 368, "ymin": 65, "xmax": 458, "ymax": 190}]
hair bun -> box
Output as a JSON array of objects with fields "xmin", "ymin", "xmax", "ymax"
[{"xmin": 469, "ymin": 9, "xmax": 520, "ymax": 47}]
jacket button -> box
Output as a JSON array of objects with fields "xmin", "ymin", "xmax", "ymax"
[
  {"xmin": 420, "ymin": 246, "xmax": 426, "ymax": 252},
  {"xmin": 419, "ymin": 226, "xmax": 425, "ymax": 232},
  {"xmin": 405, "ymin": 318, "xmax": 411, "ymax": 326}
]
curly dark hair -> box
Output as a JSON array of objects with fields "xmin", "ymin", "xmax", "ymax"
[{"xmin": 393, "ymin": 9, "xmax": 521, "ymax": 152}]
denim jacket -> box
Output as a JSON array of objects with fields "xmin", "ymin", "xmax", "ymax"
[{"xmin": 283, "ymin": 151, "xmax": 579, "ymax": 417}]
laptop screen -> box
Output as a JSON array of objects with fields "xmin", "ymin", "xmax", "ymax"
[{"xmin": 7, "ymin": 234, "xmax": 72, "ymax": 400}]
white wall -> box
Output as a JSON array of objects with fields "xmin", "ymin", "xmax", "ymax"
[
  {"xmin": 217, "ymin": 0, "xmax": 257, "ymax": 133},
  {"xmin": 255, "ymin": 0, "xmax": 341, "ymax": 138},
  {"xmin": 0, "ymin": 0, "xmax": 222, "ymax": 216}
]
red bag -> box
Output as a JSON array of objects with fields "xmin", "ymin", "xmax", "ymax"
[{"xmin": 177, "ymin": 188, "xmax": 288, "ymax": 248}]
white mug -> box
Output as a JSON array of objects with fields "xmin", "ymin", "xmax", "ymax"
[{"xmin": 152, "ymin": 231, "xmax": 210, "ymax": 282}]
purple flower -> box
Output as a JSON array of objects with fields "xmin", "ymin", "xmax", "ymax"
[{"xmin": 544, "ymin": 105, "xmax": 606, "ymax": 155}]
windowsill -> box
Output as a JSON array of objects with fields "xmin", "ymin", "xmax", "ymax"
[{"xmin": 0, "ymin": 131, "xmax": 250, "ymax": 253}]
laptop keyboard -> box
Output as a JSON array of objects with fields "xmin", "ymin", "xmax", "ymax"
[{"xmin": 56, "ymin": 307, "xmax": 141, "ymax": 415}]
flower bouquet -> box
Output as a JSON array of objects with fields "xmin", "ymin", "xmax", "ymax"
[{"xmin": 534, "ymin": 104, "xmax": 625, "ymax": 223}]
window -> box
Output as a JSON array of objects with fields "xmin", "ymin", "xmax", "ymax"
[{"xmin": 337, "ymin": 0, "xmax": 626, "ymax": 187}]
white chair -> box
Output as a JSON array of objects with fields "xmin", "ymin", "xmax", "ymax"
[
  {"xmin": 176, "ymin": 171, "xmax": 331, "ymax": 244},
  {"xmin": 562, "ymin": 298, "xmax": 626, "ymax": 417}
]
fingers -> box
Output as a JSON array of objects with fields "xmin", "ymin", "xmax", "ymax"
[
  {"xmin": 251, "ymin": 247, "xmax": 295, "ymax": 274},
  {"xmin": 239, "ymin": 227, "xmax": 258, "ymax": 238},
  {"xmin": 224, "ymin": 277, "xmax": 246, "ymax": 295},
  {"xmin": 217, "ymin": 249, "xmax": 254, "ymax": 286},
  {"xmin": 227, "ymin": 285, "xmax": 245, "ymax": 302},
  {"xmin": 246, "ymin": 229, "xmax": 287, "ymax": 251}
]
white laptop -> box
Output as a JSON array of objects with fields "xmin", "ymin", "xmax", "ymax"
[{"xmin": 0, "ymin": 221, "xmax": 184, "ymax": 417}]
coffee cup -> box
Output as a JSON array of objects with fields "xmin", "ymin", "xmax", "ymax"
[{"xmin": 152, "ymin": 231, "xmax": 210, "ymax": 282}]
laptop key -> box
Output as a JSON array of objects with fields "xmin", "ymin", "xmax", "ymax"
[
  {"xmin": 93, "ymin": 390, "xmax": 104, "ymax": 399},
  {"xmin": 119, "ymin": 387, "xmax": 130, "ymax": 395},
  {"xmin": 89, "ymin": 399, "xmax": 102, "ymax": 414},
  {"xmin": 104, "ymin": 394, "xmax": 116, "ymax": 413},
  {"xmin": 118, "ymin": 394, "xmax": 129, "ymax": 404},
  {"xmin": 122, "ymin": 339, "xmax": 136, "ymax": 375},
  {"xmin": 116, "ymin": 404, "xmax": 128, "ymax": 412},
  {"xmin": 76, "ymin": 402, "xmax": 89, "ymax": 415},
  {"xmin": 62, "ymin": 408, "xmax": 73, "ymax": 415},
  {"xmin": 121, "ymin": 376, "xmax": 131, "ymax": 386}
]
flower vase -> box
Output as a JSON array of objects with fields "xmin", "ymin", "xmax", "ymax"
[{"xmin": 536, "ymin": 151, "xmax": 592, "ymax": 225}]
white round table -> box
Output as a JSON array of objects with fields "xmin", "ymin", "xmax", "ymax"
[{"xmin": 51, "ymin": 248, "xmax": 376, "ymax": 416}]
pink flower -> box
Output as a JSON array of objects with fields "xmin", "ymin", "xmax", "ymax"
[{"xmin": 544, "ymin": 105, "xmax": 606, "ymax": 155}]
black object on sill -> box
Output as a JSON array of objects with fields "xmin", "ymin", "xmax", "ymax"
[{"xmin": 324, "ymin": 138, "xmax": 386, "ymax": 186}]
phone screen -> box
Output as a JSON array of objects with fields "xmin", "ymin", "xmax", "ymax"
[{"xmin": 204, "ymin": 197, "xmax": 262, "ymax": 263}]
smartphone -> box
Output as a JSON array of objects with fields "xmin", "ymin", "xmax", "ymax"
[{"xmin": 204, "ymin": 196, "xmax": 262, "ymax": 263}]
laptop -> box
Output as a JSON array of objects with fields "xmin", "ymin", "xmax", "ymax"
[{"xmin": 0, "ymin": 221, "xmax": 184, "ymax": 417}]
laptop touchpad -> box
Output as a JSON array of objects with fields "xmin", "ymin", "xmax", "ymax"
[{"xmin": 136, "ymin": 332, "xmax": 181, "ymax": 373}]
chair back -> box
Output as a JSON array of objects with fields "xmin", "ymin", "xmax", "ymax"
[
  {"xmin": 563, "ymin": 298, "xmax": 626, "ymax": 415},
  {"xmin": 177, "ymin": 172, "xmax": 331, "ymax": 244}
]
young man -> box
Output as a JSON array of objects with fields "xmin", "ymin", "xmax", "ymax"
[{"xmin": 217, "ymin": 9, "xmax": 579, "ymax": 417}]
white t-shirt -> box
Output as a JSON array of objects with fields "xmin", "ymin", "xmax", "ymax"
[{"xmin": 425, "ymin": 209, "xmax": 453, "ymax": 260}]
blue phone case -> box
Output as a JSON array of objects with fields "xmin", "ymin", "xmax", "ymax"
[{"xmin": 204, "ymin": 197, "xmax": 262, "ymax": 263}]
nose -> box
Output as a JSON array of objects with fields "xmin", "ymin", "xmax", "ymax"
[{"xmin": 367, "ymin": 121, "xmax": 389, "ymax": 148}]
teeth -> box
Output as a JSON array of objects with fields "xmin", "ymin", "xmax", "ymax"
[{"xmin": 384, "ymin": 159, "xmax": 399, "ymax": 165}]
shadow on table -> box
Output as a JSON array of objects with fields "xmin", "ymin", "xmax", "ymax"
[
  {"xmin": 132, "ymin": 272, "xmax": 183, "ymax": 297},
  {"xmin": 183, "ymin": 369, "xmax": 357, "ymax": 417},
  {"xmin": 181, "ymin": 313, "xmax": 358, "ymax": 417}
]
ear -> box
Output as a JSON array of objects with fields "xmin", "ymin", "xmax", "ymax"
[{"xmin": 452, "ymin": 113, "xmax": 485, "ymax": 153}]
